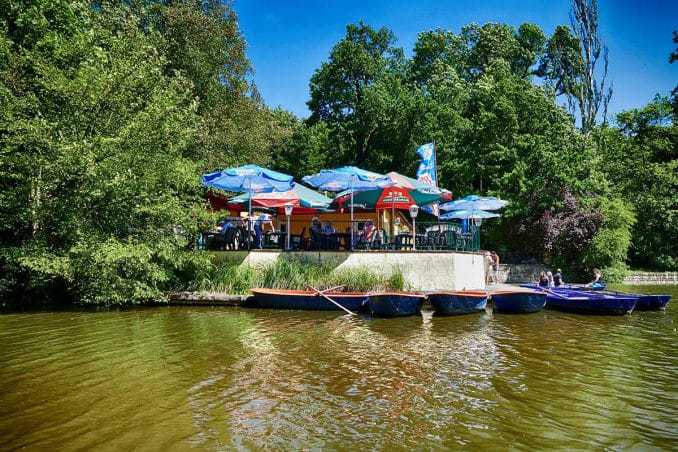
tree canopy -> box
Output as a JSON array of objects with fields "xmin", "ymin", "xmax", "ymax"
[{"xmin": 1, "ymin": 1, "xmax": 675, "ymax": 305}]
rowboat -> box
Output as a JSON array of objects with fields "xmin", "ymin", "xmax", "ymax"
[
  {"xmin": 522, "ymin": 284, "xmax": 671, "ymax": 312},
  {"xmin": 249, "ymin": 288, "xmax": 368, "ymax": 311},
  {"xmin": 428, "ymin": 291, "xmax": 488, "ymax": 316},
  {"xmin": 541, "ymin": 288, "xmax": 638, "ymax": 315},
  {"xmin": 365, "ymin": 292, "xmax": 426, "ymax": 318},
  {"xmin": 491, "ymin": 290, "xmax": 546, "ymax": 314}
]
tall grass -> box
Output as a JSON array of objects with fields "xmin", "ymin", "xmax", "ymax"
[{"xmin": 192, "ymin": 258, "xmax": 405, "ymax": 294}]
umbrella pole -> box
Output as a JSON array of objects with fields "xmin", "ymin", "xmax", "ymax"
[
  {"xmin": 350, "ymin": 185, "xmax": 354, "ymax": 251},
  {"xmin": 248, "ymin": 186, "xmax": 252, "ymax": 251}
]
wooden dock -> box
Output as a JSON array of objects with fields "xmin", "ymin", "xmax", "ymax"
[{"xmin": 168, "ymin": 292, "xmax": 251, "ymax": 306}]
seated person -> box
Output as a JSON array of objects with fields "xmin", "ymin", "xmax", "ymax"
[
  {"xmin": 546, "ymin": 271, "xmax": 554, "ymax": 288},
  {"xmin": 310, "ymin": 217, "xmax": 322, "ymax": 248},
  {"xmin": 537, "ymin": 271, "xmax": 549, "ymax": 288},
  {"xmin": 321, "ymin": 221, "xmax": 337, "ymax": 249},
  {"xmin": 321, "ymin": 221, "xmax": 336, "ymax": 235},
  {"xmin": 553, "ymin": 268, "xmax": 564, "ymax": 287},
  {"xmin": 358, "ymin": 221, "xmax": 376, "ymax": 248},
  {"xmin": 585, "ymin": 268, "xmax": 605, "ymax": 289}
]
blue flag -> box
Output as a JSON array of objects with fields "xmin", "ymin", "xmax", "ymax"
[
  {"xmin": 416, "ymin": 143, "xmax": 439, "ymax": 217},
  {"xmin": 416, "ymin": 143, "xmax": 437, "ymax": 187}
]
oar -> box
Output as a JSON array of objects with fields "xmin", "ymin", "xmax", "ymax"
[
  {"xmin": 533, "ymin": 286, "xmax": 570, "ymax": 299},
  {"xmin": 308, "ymin": 285, "xmax": 357, "ymax": 316}
]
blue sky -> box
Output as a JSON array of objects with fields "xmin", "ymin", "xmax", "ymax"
[{"xmin": 234, "ymin": 0, "xmax": 677, "ymax": 120}]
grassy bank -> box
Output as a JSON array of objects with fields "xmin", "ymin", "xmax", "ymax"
[{"xmin": 186, "ymin": 258, "xmax": 405, "ymax": 295}]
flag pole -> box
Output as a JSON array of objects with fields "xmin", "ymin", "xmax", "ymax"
[{"xmin": 433, "ymin": 140, "xmax": 438, "ymax": 188}]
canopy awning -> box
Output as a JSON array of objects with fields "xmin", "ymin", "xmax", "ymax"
[{"xmin": 229, "ymin": 183, "xmax": 331, "ymax": 209}]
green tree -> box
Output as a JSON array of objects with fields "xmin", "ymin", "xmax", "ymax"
[
  {"xmin": 597, "ymin": 97, "xmax": 677, "ymax": 270},
  {"xmin": 0, "ymin": 0, "xmax": 274, "ymax": 305},
  {"xmin": 307, "ymin": 22, "xmax": 405, "ymax": 165},
  {"xmin": 538, "ymin": 0, "xmax": 612, "ymax": 132},
  {"xmin": 670, "ymin": 31, "xmax": 678, "ymax": 115}
]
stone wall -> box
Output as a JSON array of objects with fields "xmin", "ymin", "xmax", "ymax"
[
  {"xmin": 504, "ymin": 264, "xmax": 546, "ymax": 283},
  {"xmin": 623, "ymin": 272, "xmax": 678, "ymax": 285},
  {"xmin": 236, "ymin": 250, "xmax": 487, "ymax": 291}
]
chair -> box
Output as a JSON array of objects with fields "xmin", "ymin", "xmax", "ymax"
[
  {"xmin": 290, "ymin": 228, "xmax": 305, "ymax": 250},
  {"xmin": 310, "ymin": 229, "xmax": 322, "ymax": 250},
  {"xmin": 224, "ymin": 227, "xmax": 237, "ymax": 250}
]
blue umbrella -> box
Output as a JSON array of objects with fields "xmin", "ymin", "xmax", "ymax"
[
  {"xmin": 202, "ymin": 164, "xmax": 294, "ymax": 249},
  {"xmin": 440, "ymin": 195, "xmax": 508, "ymax": 212},
  {"xmin": 302, "ymin": 166, "xmax": 393, "ymax": 249},
  {"xmin": 440, "ymin": 209, "xmax": 501, "ymax": 220},
  {"xmin": 202, "ymin": 164, "xmax": 293, "ymax": 193},
  {"xmin": 302, "ymin": 166, "xmax": 391, "ymax": 192}
]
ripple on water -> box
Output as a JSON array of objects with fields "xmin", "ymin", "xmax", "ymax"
[{"xmin": 1, "ymin": 293, "xmax": 677, "ymax": 450}]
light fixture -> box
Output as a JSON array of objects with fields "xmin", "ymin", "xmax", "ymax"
[
  {"xmin": 284, "ymin": 203, "xmax": 293, "ymax": 250},
  {"xmin": 409, "ymin": 204, "xmax": 419, "ymax": 250}
]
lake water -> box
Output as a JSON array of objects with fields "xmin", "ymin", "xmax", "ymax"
[{"xmin": 1, "ymin": 285, "xmax": 676, "ymax": 450}]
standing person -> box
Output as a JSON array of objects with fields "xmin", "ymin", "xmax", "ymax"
[
  {"xmin": 490, "ymin": 251, "xmax": 500, "ymax": 283},
  {"xmin": 553, "ymin": 268, "xmax": 564, "ymax": 287},
  {"xmin": 484, "ymin": 251, "xmax": 494, "ymax": 284},
  {"xmin": 253, "ymin": 215, "xmax": 263, "ymax": 249},
  {"xmin": 538, "ymin": 271, "xmax": 549, "ymax": 288}
]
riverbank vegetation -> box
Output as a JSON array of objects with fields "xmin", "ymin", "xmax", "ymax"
[
  {"xmin": 185, "ymin": 258, "xmax": 405, "ymax": 296},
  {"xmin": 1, "ymin": 0, "xmax": 675, "ymax": 305}
]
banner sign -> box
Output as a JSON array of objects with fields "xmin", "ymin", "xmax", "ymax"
[
  {"xmin": 416, "ymin": 143, "xmax": 437, "ymax": 187},
  {"xmin": 416, "ymin": 142, "xmax": 439, "ymax": 216}
]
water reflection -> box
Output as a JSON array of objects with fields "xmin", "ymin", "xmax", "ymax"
[{"xmin": 1, "ymin": 289, "xmax": 676, "ymax": 450}]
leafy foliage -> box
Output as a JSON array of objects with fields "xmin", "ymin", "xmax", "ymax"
[
  {"xmin": 0, "ymin": 0, "xmax": 283, "ymax": 305},
  {"xmin": 0, "ymin": 1, "xmax": 673, "ymax": 305},
  {"xmin": 190, "ymin": 257, "xmax": 405, "ymax": 294}
]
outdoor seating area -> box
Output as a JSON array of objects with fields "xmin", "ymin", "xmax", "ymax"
[
  {"xmin": 199, "ymin": 163, "xmax": 504, "ymax": 253},
  {"xmin": 200, "ymin": 218, "xmax": 481, "ymax": 252}
]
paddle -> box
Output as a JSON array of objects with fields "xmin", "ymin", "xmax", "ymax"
[
  {"xmin": 307, "ymin": 285, "xmax": 357, "ymax": 316},
  {"xmin": 533, "ymin": 286, "xmax": 571, "ymax": 300}
]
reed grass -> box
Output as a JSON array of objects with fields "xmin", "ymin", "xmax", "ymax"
[{"xmin": 193, "ymin": 258, "xmax": 405, "ymax": 294}]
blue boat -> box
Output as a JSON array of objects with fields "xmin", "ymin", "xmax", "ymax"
[
  {"xmin": 542, "ymin": 289, "xmax": 638, "ymax": 315},
  {"xmin": 524, "ymin": 284, "xmax": 671, "ymax": 312},
  {"xmin": 491, "ymin": 290, "xmax": 546, "ymax": 314},
  {"xmin": 250, "ymin": 288, "xmax": 368, "ymax": 311},
  {"xmin": 593, "ymin": 290, "xmax": 670, "ymax": 311},
  {"xmin": 428, "ymin": 291, "xmax": 488, "ymax": 316},
  {"xmin": 365, "ymin": 292, "xmax": 426, "ymax": 318},
  {"xmin": 634, "ymin": 294, "xmax": 671, "ymax": 311}
]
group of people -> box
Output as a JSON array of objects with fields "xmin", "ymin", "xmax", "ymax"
[
  {"xmin": 537, "ymin": 268, "xmax": 604, "ymax": 289},
  {"xmin": 537, "ymin": 269, "xmax": 565, "ymax": 288},
  {"xmin": 485, "ymin": 251, "xmax": 501, "ymax": 284}
]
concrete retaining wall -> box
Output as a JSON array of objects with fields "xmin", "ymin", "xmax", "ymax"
[{"xmin": 236, "ymin": 250, "xmax": 486, "ymax": 291}]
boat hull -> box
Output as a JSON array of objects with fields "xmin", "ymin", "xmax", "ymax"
[
  {"xmin": 366, "ymin": 293, "xmax": 425, "ymax": 318},
  {"xmin": 250, "ymin": 289, "xmax": 368, "ymax": 311},
  {"xmin": 545, "ymin": 292, "xmax": 638, "ymax": 315},
  {"xmin": 628, "ymin": 295, "xmax": 670, "ymax": 311},
  {"xmin": 429, "ymin": 291, "xmax": 488, "ymax": 316},
  {"xmin": 491, "ymin": 291, "xmax": 546, "ymax": 314}
]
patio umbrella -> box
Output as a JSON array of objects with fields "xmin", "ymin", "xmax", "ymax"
[
  {"xmin": 333, "ymin": 185, "xmax": 442, "ymax": 209},
  {"xmin": 228, "ymin": 183, "xmax": 332, "ymax": 210},
  {"xmin": 440, "ymin": 209, "xmax": 500, "ymax": 251},
  {"xmin": 440, "ymin": 195, "xmax": 508, "ymax": 212},
  {"xmin": 202, "ymin": 164, "xmax": 294, "ymax": 248},
  {"xmin": 440, "ymin": 209, "xmax": 501, "ymax": 220},
  {"xmin": 302, "ymin": 166, "xmax": 392, "ymax": 248}
]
